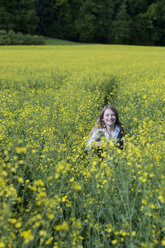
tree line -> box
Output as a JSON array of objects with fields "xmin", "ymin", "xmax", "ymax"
[{"xmin": 0, "ymin": 0, "xmax": 164, "ymax": 45}]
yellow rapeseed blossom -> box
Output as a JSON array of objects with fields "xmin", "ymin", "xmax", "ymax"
[
  {"xmin": 16, "ymin": 147, "xmax": 27, "ymax": 154},
  {"xmin": 71, "ymin": 182, "xmax": 81, "ymax": 191},
  {"xmin": 55, "ymin": 221, "xmax": 69, "ymax": 231},
  {"xmin": 0, "ymin": 242, "xmax": 5, "ymax": 248},
  {"xmin": 112, "ymin": 239, "xmax": 117, "ymax": 245},
  {"xmin": 162, "ymin": 240, "xmax": 165, "ymax": 246},
  {"xmin": 20, "ymin": 229, "xmax": 34, "ymax": 244}
]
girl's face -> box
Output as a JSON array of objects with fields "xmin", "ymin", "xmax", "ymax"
[{"xmin": 103, "ymin": 109, "xmax": 116, "ymax": 127}]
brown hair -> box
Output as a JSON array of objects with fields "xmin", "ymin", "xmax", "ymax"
[{"xmin": 91, "ymin": 105, "xmax": 125, "ymax": 135}]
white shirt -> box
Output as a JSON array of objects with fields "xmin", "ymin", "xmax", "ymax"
[{"xmin": 87, "ymin": 125, "xmax": 121, "ymax": 150}]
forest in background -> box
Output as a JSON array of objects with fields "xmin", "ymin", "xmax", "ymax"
[{"xmin": 0, "ymin": 0, "xmax": 165, "ymax": 45}]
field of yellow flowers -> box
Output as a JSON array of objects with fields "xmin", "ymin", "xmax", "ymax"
[{"xmin": 0, "ymin": 45, "xmax": 165, "ymax": 248}]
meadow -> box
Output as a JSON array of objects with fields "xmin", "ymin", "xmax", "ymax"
[{"xmin": 0, "ymin": 44, "xmax": 165, "ymax": 248}]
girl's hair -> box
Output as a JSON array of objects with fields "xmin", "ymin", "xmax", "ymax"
[{"xmin": 91, "ymin": 105, "xmax": 125, "ymax": 135}]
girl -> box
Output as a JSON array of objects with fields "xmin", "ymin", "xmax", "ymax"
[{"xmin": 87, "ymin": 105, "xmax": 124, "ymax": 151}]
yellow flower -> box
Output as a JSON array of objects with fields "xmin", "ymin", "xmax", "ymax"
[
  {"xmin": 62, "ymin": 196, "xmax": 67, "ymax": 202},
  {"xmin": 20, "ymin": 229, "xmax": 34, "ymax": 243},
  {"xmin": 71, "ymin": 182, "xmax": 81, "ymax": 191},
  {"xmin": 45, "ymin": 237, "xmax": 53, "ymax": 245},
  {"xmin": 46, "ymin": 213, "xmax": 54, "ymax": 220},
  {"xmin": 18, "ymin": 177, "xmax": 24, "ymax": 183},
  {"xmin": 0, "ymin": 242, "xmax": 5, "ymax": 248},
  {"xmin": 55, "ymin": 222, "xmax": 69, "ymax": 231},
  {"xmin": 158, "ymin": 195, "xmax": 164, "ymax": 203},
  {"xmin": 132, "ymin": 231, "xmax": 136, "ymax": 237},
  {"xmin": 16, "ymin": 147, "xmax": 27, "ymax": 154},
  {"xmin": 9, "ymin": 218, "xmax": 17, "ymax": 224},
  {"xmin": 39, "ymin": 230, "xmax": 47, "ymax": 236},
  {"xmin": 15, "ymin": 222, "xmax": 22, "ymax": 228},
  {"xmin": 92, "ymin": 161, "xmax": 97, "ymax": 166},
  {"xmin": 112, "ymin": 239, "xmax": 117, "ymax": 245},
  {"xmin": 105, "ymin": 224, "xmax": 112, "ymax": 233}
]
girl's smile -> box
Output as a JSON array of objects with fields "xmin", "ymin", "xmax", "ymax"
[{"xmin": 103, "ymin": 109, "xmax": 116, "ymax": 127}]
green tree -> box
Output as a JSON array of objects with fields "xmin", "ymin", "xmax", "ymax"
[
  {"xmin": 0, "ymin": 0, "xmax": 164, "ymax": 45},
  {"xmin": 146, "ymin": 0, "xmax": 165, "ymax": 45},
  {"xmin": 36, "ymin": 0, "xmax": 54, "ymax": 36},
  {"xmin": 112, "ymin": 0, "xmax": 132, "ymax": 44},
  {"xmin": 42, "ymin": 0, "xmax": 77, "ymax": 40},
  {"xmin": 75, "ymin": 0, "xmax": 104, "ymax": 42},
  {"xmin": 97, "ymin": 0, "xmax": 115, "ymax": 43},
  {"xmin": 0, "ymin": 0, "xmax": 38, "ymax": 34},
  {"xmin": 15, "ymin": 0, "xmax": 39, "ymax": 34},
  {"xmin": 0, "ymin": 0, "xmax": 16, "ymax": 30},
  {"xmin": 127, "ymin": 0, "xmax": 165, "ymax": 46},
  {"xmin": 75, "ymin": 0, "xmax": 96, "ymax": 42}
]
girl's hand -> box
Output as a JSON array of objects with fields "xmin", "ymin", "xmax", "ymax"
[{"xmin": 95, "ymin": 142, "xmax": 103, "ymax": 148}]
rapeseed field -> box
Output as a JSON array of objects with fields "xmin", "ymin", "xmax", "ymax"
[{"xmin": 0, "ymin": 45, "xmax": 165, "ymax": 248}]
